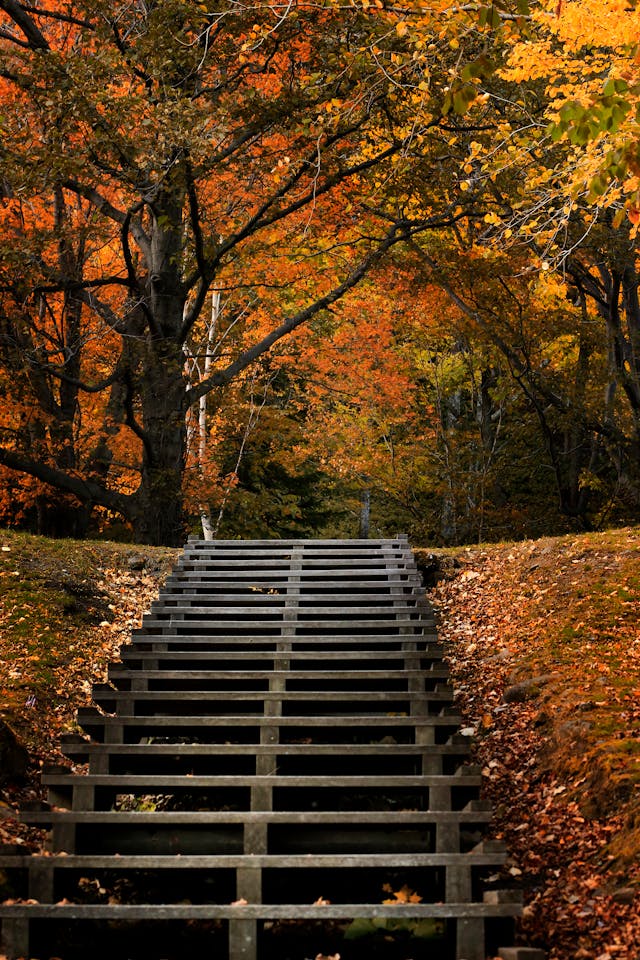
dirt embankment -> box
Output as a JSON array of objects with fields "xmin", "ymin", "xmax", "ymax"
[{"xmin": 421, "ymin": 529, "xmax": 640, "ymax": 960}]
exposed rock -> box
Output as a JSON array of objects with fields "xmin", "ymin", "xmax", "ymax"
[
  {"xmin": 503, "ymin": 675, "xmax": 553, "ymax": 704},
  {"xmin": 414, "ymin": 551, "xmax": 461, "ymax": 587},
  {"xmin": 0, "ymin": 720, "xmax": 29, "ymax": 781},
  {"xmin": 482, "ymin": 648, "xmax": 512, "ymax": 664},
  {"xmin": 556, "ymin": 719, "xmax": 593, "ymax": 743},
  {"xmin": 127, "ymin": 555, "xmax": 146, "ymax": 571}
]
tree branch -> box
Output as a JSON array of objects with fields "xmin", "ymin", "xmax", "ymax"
[
  {"xmin": 123, "ymin": 368, "xmax": 153, "ymax": 463},
  {"xmin": 0, "ymin": 445, "xmax": 134, "ymax": 516},
  {"xmin": 25, "ymin": 362, "xmax": 123, "ymax": 395},
  {"xmin": 185, "ymin": 222, "xmax": 408, "ymax": 405},
  {"xmin": 0, "ymin": 0, "xmax": 48, "ymax": 49},
  {"xmin": 62, "ymin": 180, "xmax": 151, "ymax": 260},
  {"xmin": 0, "ymin": 26, "xmax": 29, "ymax": 47},
  {"xmin": 20, "ymin": 4, "xmax": 94, "ymax": 30},
  {"xmin": 180, "ymin": 135, "xmax": 404, "ymax": 340}
]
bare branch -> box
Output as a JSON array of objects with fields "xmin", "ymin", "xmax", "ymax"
[
  {"xmin": 0, "ymin": 26, "xmax": 29, "ymax": 47},
  {"xmin": 19, "ymin": 4, "xmax": 95, "ymax": 30},
  {"xmin": 62, "ymin": 180, "xmax": 151, "ymax": 260}
]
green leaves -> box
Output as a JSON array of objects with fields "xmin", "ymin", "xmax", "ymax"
[
  {"xmin": 460, "ymin": 54, "xmax": 497, "ymax": 84},
  {"xmin": 442, "ymin": 54, "xmax": 496, "ymax": 117},
  {"xmin": 344, "ymin": 915, "xmax": 445, "ymax": 940},
  {"xmin": 442, "ymin": 82, "xmax": 478, "ymax": 116},
  {"xmin": 550, "ymin": 80, "xmax": 633, "ymax": 147},
  {"xmin": 478, "ymin": 4, "xmax": 503, "ymax": 29},
  {"xmin": 477, "ymin": 0, "xmax": 529, "ymax": 29}
]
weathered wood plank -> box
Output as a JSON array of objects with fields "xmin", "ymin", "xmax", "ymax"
[{"xmin": 0, "ymin": 537, "xmax": 519, "ymax": 960}]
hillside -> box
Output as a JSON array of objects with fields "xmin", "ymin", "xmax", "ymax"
[
  {"xmin": 0, "ymin": 531, "xmax": 177, "ymax": 763},
  {"xmin": 1, "ymin": 527, "xmax": 639, "ymax": 959},
  {"xmin": 422, "ymin": 527, "xmax": 640, "ymax": 960}
]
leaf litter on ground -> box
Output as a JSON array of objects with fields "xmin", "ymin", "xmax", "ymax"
[
  {"xmin": 421, "ymin": 526, "xmax": 640, "ymax": 960},
  {"xmin": 0, "ymin": 530, "xmax": 177, "ymax": 852},
  {"xmin": 2, "ymin": 527, "xmax": 640, "ymax": 960}
]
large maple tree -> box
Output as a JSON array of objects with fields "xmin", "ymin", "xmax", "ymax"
[{"xmin": 0, "ymin": 0, "xmax": 465, "ymax": 544}]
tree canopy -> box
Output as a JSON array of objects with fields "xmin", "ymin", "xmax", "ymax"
[{"xmin": 1, "ymin": 0, "xmax": 640, "ymax": 545}]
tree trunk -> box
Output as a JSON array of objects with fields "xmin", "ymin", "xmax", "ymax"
[
  {"xmin": 359, "ymin": 488, "xmax": 371, "ymax": 538},
  {"xmin": 134, "ymin": 338, "xmax": 188, "ymax": 546}
]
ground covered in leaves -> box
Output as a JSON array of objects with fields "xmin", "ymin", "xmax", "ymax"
[
  {"xmin": 0, "ymin": 530, "xmax": 177, "ymax": 846},
  {"xmin": 423, "ymin": 526, "xmax": 640, "ymax": 960},
  {"xmin": 1, "ymin": 527, "xmax": 639, "ymax": 960}
]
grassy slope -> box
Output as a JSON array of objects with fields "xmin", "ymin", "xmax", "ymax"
[
  {"xmin": 0, "ymin": 530, "xmax": 177, "ymax": 759},
  {"xmin": 1, "ymin": 526, "xmax": 639, "ymax": 959}
]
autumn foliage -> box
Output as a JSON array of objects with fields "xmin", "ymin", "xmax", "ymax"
[{"xmin": 0, "ymin": 0, "xmax": 639, "ymax": 544}]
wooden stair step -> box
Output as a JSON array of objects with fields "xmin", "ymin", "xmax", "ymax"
[
  {"xmin": 0, "ymin": 900, "xmax": 521, "ymax": 920},
  {"xmin": 118, "ymin": 648, "xmax": 445, "ymax": 662},
  {"xmin": 137, "ymin": 620, "xmax": 432, "ymax": 632},
  {"xmin": 150, "ymin": 601, "xmax": 423, "ymax": 610},
  {"xmin": 0, "ymin": 538, "xmax": 519, "ymax": 960},
  {"xmin": 106, "ymin": 667, "xmax": 448, "ymax": 681},
  {"xmin": 20, "ymin": 809, "xmax": 492, "ymax": 827},
  {"xmin": 60, "ymin": 742, "xmax": 468, "ymax": 759},
  {"xmin": 42, "ymin": 768, "xmax": 482, "ymax": 793},
  {"xmin": 177, "ymin": 558, "xmax": 409, "ymax": 567},
  {"xmin": 166, "ymin": 576, "xmax": 421, "ymax": 587},
  {"xmin": 161, "ymin": 586, "xmax": 420, "ymax": 596},
  {"xmin": 76, "ymin": 709, "xmax": 460, "ymax": 724},
  {"xmin": 127, "ymin": 634, "xmax": 438, "ymax": 646},
  {"xmin": 90, "ymin": 688, "xmax": 453, "ymax": 701},
  {"xmin": 0, "ymin": 850, "xmax": 507, "ymax": 870}
]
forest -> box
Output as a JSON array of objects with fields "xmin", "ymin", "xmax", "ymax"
[{"xmin": 1, "ymin": 0, "xmax": 639, "ymax": 547}]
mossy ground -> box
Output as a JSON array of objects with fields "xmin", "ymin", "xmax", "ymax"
[{"xmin": 0, "ymin": 530, "xmax": 177, "ymax": 759}]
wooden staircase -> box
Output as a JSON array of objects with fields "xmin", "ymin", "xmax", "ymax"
[{"xmin": 0, "ymin": 537, "xmax": 520, "ymax": 959}]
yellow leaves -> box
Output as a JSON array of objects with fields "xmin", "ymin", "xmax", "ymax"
[
  {"xmin": 500, "ymin": 1, "xmax": 640, "ymax": 212},
  {"xmin": 396, "ymin": 21, "xmax": 408, "ymax": 37},
  {"xmin": 550, "ymin": 0, "xmax": 640, "ymax": 51}
]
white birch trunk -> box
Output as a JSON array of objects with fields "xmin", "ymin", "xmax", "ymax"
[{"xmin": 184, "ymin": 291, "xmax": 221, "ymax": 540}]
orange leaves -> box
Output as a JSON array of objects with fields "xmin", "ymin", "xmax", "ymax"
[
  {"xmin": 431, "ymin": 526, "xmax": 640, "ymax": 960},
  {"xmin": 381, "ymin": 883, "xmax": 423, "ymax": 904}
]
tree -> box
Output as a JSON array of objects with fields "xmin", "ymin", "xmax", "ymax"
[
  {"xmin": 504, "ymin": 0, "xmax": 640, "ymax": 214},
  {"xmin": 384, "ymin": 0, "xmax": 640, "ymax": 526},
  {"xmin": 290, "ymin": 275, "xmax": 427, "ymax": 535},
  {"xmin": 0, "ymin": 0, "xmax": 446, "ymax": 544}
]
